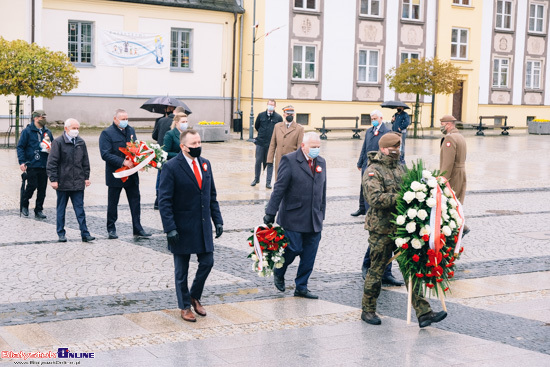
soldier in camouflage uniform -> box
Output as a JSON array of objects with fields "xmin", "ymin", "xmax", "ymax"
[{"xmin": 361, "ymin": 132, "xmax": 447, "ymax": 328}]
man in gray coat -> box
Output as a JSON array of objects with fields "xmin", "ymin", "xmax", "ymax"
[
  {"xmin": 263, "ymin": 132, "xmax": 326, "ymax": 299},
  {"xmin": 47, "ymin": 118, "xmax": 94, "ymax": 243}
]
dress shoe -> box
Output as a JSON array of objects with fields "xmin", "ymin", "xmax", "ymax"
[
  {"xmin": 294, "ymin": 289, "xmax": 319, "ymax": 299},
  {"xmin": 58, "ymin": 235, "xmax": 67, "ymax": 243},
  {"xmin": 362, "ymin": 265, "xmax": 368, "ymax": 280},
  {"xmin": 153, "ymin": 204, "xmax": 159, "ymax": 210},
  {"xmin": 191, "ymin": 297, "xmax": 207, "ymax": 316},
  {"xmin": 134, "ymin": 230, "xmax": 152, "ymax": 239},
  {"xmin": 274, "ymin": 274, "xmax": 285, "ymax": 292},
  {"xmin": 266, "ymin": 183, "xmax": 272, "ymax": 189},
  {"xmin": 180, "ymin": 308, "xmax": 196, "ymax": 322},
  {"xmin": 462, "ymin": 225, "xmax": 471, "ymax": 237},
  {"xmin": 21, "ymin": 207, "xmax": 29, "ymax": 217},
  {"xmin": 108, "ymin": 231, "xmax": 118, "ymax": 239},
  {"xmin": 35, "ymin": 211, "xmax": 47, "ymax": 219},
  {"xmin": 361, "ymin": 311, "xmax": 381, "ymax": 325},
  {"xmin": 418, "ymin": 310, "xmax": 447, "ymax": 328},
  {"xmin": 382, "ymin": 274, "xmax": 404, "ymax": 286},
  {"xmin": 82, "ymin": 235, "xmax": 95, "ymax": 242},
  {"xmin": 350, "ymin": 209, "xmax": 366, "ymax": 217},
  {"xmin": 250, "ymin": 179, "xmax": 259, "ymax": 186}
]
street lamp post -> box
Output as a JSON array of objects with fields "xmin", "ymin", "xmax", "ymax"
[{"xmin": 248, "ymin": 0, "xmax": 257, "ymax": 141}]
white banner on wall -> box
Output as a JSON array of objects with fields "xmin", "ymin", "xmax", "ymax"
[{"xmin": 98, "ymin": 29, "xmax": 168, "ymax": 68}]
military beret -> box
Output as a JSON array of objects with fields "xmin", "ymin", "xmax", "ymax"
[
  {"xmin": 282, "ymin": 105, "xmax": 295, "ymax": 114},
  {"xmin": 32, "ymin": 109, "xmax": 47, "ymax": 118},
  {"xmin": 440, "ymin": 114, "xmax": 457, "ymax": 122},
  {"xmin": 379, "ymin": 132, "xmax": 401, "ymax": 148}
]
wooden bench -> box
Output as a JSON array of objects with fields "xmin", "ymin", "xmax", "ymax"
[
  {"xmin": 476, "ymin": 116, "xmax": 514, "ymax": 136},
  {"xmin": 315, "ymin": 116, "xmax": 366, "ymax": 140}
]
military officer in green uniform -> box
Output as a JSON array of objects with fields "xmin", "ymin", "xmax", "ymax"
[{"xmin": 361, "ymin": 132, "xmax": 447, "ymax": 328}]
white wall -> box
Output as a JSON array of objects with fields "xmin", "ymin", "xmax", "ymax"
[
  {"xmin": 263, "ymin": 0, "xmax": 290, "ymax": 99},
  {"xmin": 321, "ymin": 0, "xmax": 356, "ymax": 101},
  {"xmin": 478, "ymin": 0, "xmax": 494, "ymax": 104}
]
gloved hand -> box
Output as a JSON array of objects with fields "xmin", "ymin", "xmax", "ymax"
[
  {"xmin": 215, "ymin": 224, "xmax": 223, "ymax": 238},
  {"xmin": 263, "ymin": 214, "xmax": 275, "ymax": 226},
  {"xmin": 167, "ymin": 230, "xmax": 179, "ymax": 247}
]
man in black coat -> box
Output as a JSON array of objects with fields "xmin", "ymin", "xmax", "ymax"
[
  {"xmin": 158, "ymin": 129, "xmax": 223, "ymax": 322},
  {"xmin": 99, "ymin": 109, "xmax": 151, "ymax": 240},
  {"xmin": 17, "ymin": 110, "xmax": 54, "ymax": 218},
  {"xmin": 47, "ymin": 118, "xmax": 94, "ymax": 243},
  {"xmin": 251, "ymin": 99, "xmax": 283, "ymax": 189}
]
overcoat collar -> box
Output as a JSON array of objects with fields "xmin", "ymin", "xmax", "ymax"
[
  {"xmin": 176, "ymin": 153, "xmax": 205, "ymax": 190},
  {"xmin": 296, "ymin": 149, "xmax": 314, "ymax": 178}
]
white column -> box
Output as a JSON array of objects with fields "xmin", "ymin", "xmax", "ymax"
[
  {"xmin": 384, "ymin": 0, "xmax": 400, "ymax": 101},
  {"xmin": 424, "ymin": 0, "xmax": 437, "ymax": 103},
  {"xmin": 263, "ymin": 0, "xmax": 290, "ymax": 99},
  {"xmin": 478, "ymin": 0, "xmax": 494, "ymax": 104},
  {"xmin": 512, "ymin": 0, "xmax": 528, "ymax": 105},
  {"xmin": 544, "ymin": 23, "xmax": 550, "ymax": 104}
]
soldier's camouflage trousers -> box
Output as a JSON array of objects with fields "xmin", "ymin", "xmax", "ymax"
[{"xmin": 362, "ymin": 231, "xmax": 432, "ymax": 318}]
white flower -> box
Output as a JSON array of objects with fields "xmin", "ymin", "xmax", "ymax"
[
  {"xmin": 442, "ymin": 226, "xmax": 452, "ymax": 236},
  {"xmin": 422, "ymin": 170, "xmax": 433, "ymax": 180},
  {"xmin": 427, "ymin": 178, "xmax": 437, "ymax": 188},
  {"xmin": 403, "ymin": 191, "xmax": 416, "ymax": 204},
  {"xmin": 251, "ymin": 254, "xmax": 258, "ymax": 261},
  {"xmin": 262, "ymin": 261, "xmax": 269, "ymax": 267},
  {"xmin": 449, "ymin": 198, "xmax": 458, "ymax": 208},
  {"xmin": 415, "ymin": 192, "xmax": 427, "ymax": 202},
  {"xmin": 395, "ymin": 238, "xmax": 406, "ymax": 247},
  {"xmin": 449, "ymin": 220, "xmax": 457, "ymax": 229},
  {"xmin": 407, "ymin": 208, "xmax": 418, "ymax": 219},
  {"xmin": 444, "ymin": 187, "xmax": 453, "ymax": 197},
  {"xmin": 275, "ymin": 262, "xmax": 283, "ymax": 269},
  {"xmin": 411, "ymin": 238, "xmax": 423, "ymax": 249},
  {"xmin": 419, "ymin": 226, "xmax": 430, "ymax": 236},
  {"xmin": 449, "ymin": 209, "xmax": 458, "ymax": 218},
  {"xmin": 438, "ymin": 177, "xmax": 447, "ymax": 185},
  {"xmin": 157, "ymin": 162, "xmax": 162, "ymax": 169},
  {"xmin": 417, "ymin": 209, "xmax": 428, "ymax": 221},
  {"xmin": 406, "ymin": 222, "xmax": 416, "ymax": 233},
  {"xmin": 162, "ymin": 151, "xmax": 168, "ymax": 159},
  {"xmin": 426, "ymin": 198, "xmax": 437, "ymax": 208},
  {"xmin": 396, "ymin": 215, "xmax": 406, "ymax": 225},
  {"xmin": 411, "ymin": 181, "xmax": 423, "ymax": 191},
  {"xmin": 420, "ymin": 184, "xmax": 427, "ymax": 192},
  {"xmin": 456, "ymin": 217, "xmax": 463, "ymax": 227},
  {"xmin": 442, "ymin": 213, "xmax": 450, "ymax": 222}
]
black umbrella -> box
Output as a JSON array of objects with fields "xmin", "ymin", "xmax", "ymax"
[
  {"xmin": 20, "ymin": 171, "xmax": 27, "ymax": 217},
  {"xmin": 380, "ymin": 100, "xmax": 410, "ymax": 110},
  {"xmin": 140, "ymin": 96, "xmax": 192, "ymax": 115}
]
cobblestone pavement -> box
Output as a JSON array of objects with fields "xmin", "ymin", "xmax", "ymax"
[{"xmin": 0, "ymin": 130, "xmax": 549, "ymax": 365}]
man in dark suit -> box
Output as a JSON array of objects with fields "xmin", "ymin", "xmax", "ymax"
[
  {"xmin": 158, "ymin": 129, "xmax": 223, "ymax": 322},
  {"xmin": 263, "ymin": 132, "xmax": 326, "ymax": 299},
  {"xmin": 99, "ymin": 109, "xmax": 151, "ymax": 240},
  {"xmin": 391, "ymin": 107, "xmax": 410, "ymax": 164}
]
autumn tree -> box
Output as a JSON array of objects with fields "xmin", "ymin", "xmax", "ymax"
[
  {"xmin": 0, "ymin": 38, "xmax": 79, "ymax": 142},
  {"xmin": 386, "ymin": 57, "xmax": 462, "ymax": 138}
]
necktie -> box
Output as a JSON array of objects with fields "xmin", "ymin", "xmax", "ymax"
[
  {"xmin": 192, "ymin": 160, "xmax": 202, "ymax": 189},
  {"xmin": 72, "ymin": 138, "xmax": 76, "ymax": 144},
  {"xmin": 308, "ymin": 159, "xmax": 314, "ymax": 174}
]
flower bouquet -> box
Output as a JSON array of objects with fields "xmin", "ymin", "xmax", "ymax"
[
  {"xmin": 247, "ymin": 225, "xmax": 289, "ymax": 277},
  {"xmin": 392, "ymin": 160, "xmax": 465, "ymax": 297},
  {"xmin": 113, "ymin": 140, "xmax": 168, "ymax": 182}
]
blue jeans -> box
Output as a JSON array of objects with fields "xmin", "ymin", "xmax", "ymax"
[
  {"xmin": 56, "ymin": 190, "xmax": 90, "ymax": 238},
  {"xmin": 274, "ymin": 230, "xmax": 321, "ymax": 291},
  {"xmin": 400, "ymin": 131, "xmax": 407, "ymax": 164}
]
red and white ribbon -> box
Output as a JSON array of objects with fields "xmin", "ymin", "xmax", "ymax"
[
  {"xmin": 113, "ymin": 148, "xmax": 156, "ymax": 179},
  {"xmin": 252, "ymin": 226, "xmax": 265, "ymax": 271}
]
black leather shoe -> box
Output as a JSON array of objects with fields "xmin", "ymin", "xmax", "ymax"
[
  {"xmin": 108, "ymin": 231, "xmax": 118, "ymax": 239},
  {"xmin": 362, "ymin": 265, "xmax": 368, "ymax": 280},
  {"xmin": 382, "ymin": 274, "xmax": 404, "ymax": 286},
  {"xmin": 266, "ymin": 183, "xmax": 272, "ymax": 189},
  {"xmin": 361, "ymin": 311, "xmax": 381, "ymax": 325},
  {"xmin": 153, "ymin": 204, "xmax": 159, "ymax": 210},
  {"xmin": 462, "ymin": 225, "xmax": 470, "ymax": 237},
  {"xmin": 134, "ymin": 230, "xmax": 152, "ymax": 239},
  {"xmin": 274, "ymin": 274, "xmax": 285, "ymax": 292},
  {"xmin": 21, "ymin": 207, "xmax": 29, "ymax": 217},
  {"xmin": 35, "ymin": 211, "xmax": 46, "ymax": 219},
  {"xmin": 418, "ymin": 311, "xmax": 447, "ymax": 328},
  {"xmin": 294, "ymin": 289, "xmax": 319, "ymax": 299},
  {"xmin": 58, "ymin": 235, "xmax": 67, "ymax": 243},
  {"xmin": 82, "ymin": 235, "xmax": 95, "ymax": 242},
  {"xmin": 250, "ymin": 179, "xmax": 259, "ymax": 187},
  {"xmin": 350, "ymin": 209, "xmax": 366, "ymax": 217}
]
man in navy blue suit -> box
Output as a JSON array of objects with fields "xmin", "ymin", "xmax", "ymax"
[
  {"xmin": 158, "ymin": 129, "xmax": 223, "ymax": 322},
  {"xmin": 264, "ymin": 132, "xmax": 326, "ymax": 299},
  {"xmin": 99, "ymin": 109, "xmax": 150, "ymax": 240}
]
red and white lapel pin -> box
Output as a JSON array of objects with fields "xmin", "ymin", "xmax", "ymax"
[
  {"xmin": 316, "ymin": 165, "xmax": 322, "ymax": 173},
  {"xmin": 202, "ymin": 162, "xmax": 208, "ymax": 172}
]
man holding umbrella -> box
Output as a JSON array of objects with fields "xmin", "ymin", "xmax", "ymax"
[{"xmin": 391, "ymin": 105, "xmax": 410, "ymax": 164}]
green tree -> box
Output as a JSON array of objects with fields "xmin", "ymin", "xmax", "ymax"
[
  {"xmin": 0, "ymin": 37, "xmax": 79, "ymax": 142},
  {"xmin": 386, "ymin": 57, "xmax": 462, "ymax": 138}
]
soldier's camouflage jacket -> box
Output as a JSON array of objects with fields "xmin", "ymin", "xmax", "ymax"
[{"xmin": 362, "ymin": 151, "xmax": 406, "ymax": 234}]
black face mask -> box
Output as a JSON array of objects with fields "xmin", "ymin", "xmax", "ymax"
[
  {"xmin": 286, "ymin": 115, "xmax": 294, "ymax": 123},
  {"xmin": 187, "ymin": 146, "xmax": 202, "ymax": 158}
]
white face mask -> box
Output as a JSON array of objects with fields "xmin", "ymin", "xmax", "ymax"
[
  {"xmin": 179, "ymin": 122, "xmax": 188, "ymax": 131},
  {"xmin": 68, "ymin": 129, "xmax": 79, "ymax": 138}
]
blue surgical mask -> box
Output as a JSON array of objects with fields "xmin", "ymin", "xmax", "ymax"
[
  {"xmin": 179, "ymin": 122, "xmax": 188, "ymax": 131},
  {"xmin": 308, "ymin": 147, "xmax": 320, "ymax": 159},
  {"xmin": 119, "ymin": 120, "xmax": 128, "ymax": 128},
  {"xmin": 372, "ymin": 120, "xmax": 379, "ymax": 127}
]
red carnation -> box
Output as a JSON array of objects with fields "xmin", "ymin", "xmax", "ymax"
[
  {"xmin": 426, "ymin": 262, "xmax": 433, "ymax": 267},
  {"xmin": 412, "ymin": 254, "xmax": 420, "ymax": 262},
  {"xmin": 248, "ymin": 242, "xmax": 253, "ymax": 247},
  {"xmin": 402, "ymin": 243, "xmax": 409, "ymax": 250},
  {"xmin": 460, "ymin": 247, "xmax": 464, "ymax": 253},
  {"xmin": 436, "ymin": 278, "xmax": 443, "ymax": 283},
  {"xmin": 449, "ymin": 257, "xmax": 455, "ymax": 262},
  {"xmin": 454, "ymin": 235, "xmax": 458, "ymax": 243},
  {"xmin": 422, "ymin": 234, "xmax": 429, "ymax": 242},
  {"xmin": 443, "ymin": 254, "xmax": 449, "ymax": 258},
  {"xmin": 443, "ymin": 287, "xmax": 449, "ymax": 292},
  {"xmin": 426, "ymin": 283, "xmax": 434, "ymax": 288},
  {"xmin": 448, "ymin": 271, "xmax": 454, "ymax": 278},
  {"xmin": 440, "ymin": 233, "xmax": 446, "ymax": 241},
  {"xmin": 445, "ymin": 263, "xmax": 455, "ymax": 268},
  {"xmin": 427, "ymin": 249, "xmax": 435, "ymax": 256},
  {"xmin": 415, "ymin": 273, "xmax": 424, "ymax": 278}
]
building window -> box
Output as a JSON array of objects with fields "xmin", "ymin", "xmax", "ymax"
[
  {"xmin": 358, "ymin": 49, "xmax": 379, "ymax": 83},
  {"xmin": 171, "ymin": 29, "xmax": 192, "ymax": 70},
  {"xmin": 526, "ymin": 60, "xmax": 541, "ymax": 89},
  {"xmin": 402, "ymin": 0, "xmax": 421, "ymax": 20},
  {"xmin": 361, "ymin": 114, "xmax": 372, "ymax": 126},
  {"xmin": 453, "ymin": 0, "xmax": 470, "ymax": 5},
  {"xmin": 493, "ymin": 58, "xmax": 509, "ymax": 87},
  {"xmin": 400, "ymin": 52, "xmax": 419, "ymax": 64},
  {"xmin": 292, "ymin": 45, "xmax": 316, "ymax": 80},
  {"xmin": 451, "ymin": 28, "xmax": 468, "ymax": 59},
  {"xmin": 360, "ymin": 0, "xmax": 380, "ymax": 16},
  {"xmin": 529, "ymin": 3, "xmax": 545, "ymax": 33},
  {"xmin": 68, "ymin": 21, "xmax": 93, "ymax": 65},
  {"xmin": 296, "ymin": 113, "xmax": 310, "ymax": 125},
  {"xmin": 495, "ymin": 0, "xmax": 513, "ymax": 30},
  {"xmin": 294, "ymin": 0, "xmax": 316, "ymax": 11}
]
